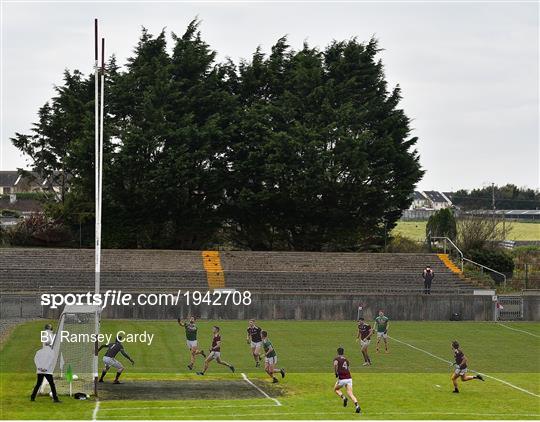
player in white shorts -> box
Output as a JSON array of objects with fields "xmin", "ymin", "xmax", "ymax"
[
  {"xmin": 261, "ymin": 330, "xmax": 285, "ymax": 383},
  {"xmin": 374, "ymin": 310, "xmax": 390, "ymax": 353},
  {"xmin": 333, "ymin": 347, "xmax": 361, "ymax": 413},
  {"xmin": 98, "ymin": 335, "xmax": 134, "ymax": 384},
  {"xmin": 356, "ymin": 317, "xmax": 373, "ymax": 366},
  {"xmin": 451, "ymin": 340, "xmax": 484, "ymax": 393},
  {"xmin": 246, "ymin": 319, "xmax": 263, "ymax": 367},
  {"xmin": 196, "ymin": 326, "xmax": 235, "ymax": 375},
  {"xmin": 178, "ymin": 316, "xmax": 206, "ymax": 370}
]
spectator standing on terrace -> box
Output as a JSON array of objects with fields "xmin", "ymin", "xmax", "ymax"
[{"xmin": 422, "ymin": 266, "xmax": 435, "ymax": 294}]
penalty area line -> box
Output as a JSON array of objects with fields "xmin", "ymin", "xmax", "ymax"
[
  {"xmin": 389, "ymin": 335, "xmax": 540, "ymax": 398},
  {"xmin": 498, "ymin": 323, "xmax": 540, "ymax": 338},
  {"xmin": 241, "ymin": 372, "xmax": 282, "ymax": 406}
]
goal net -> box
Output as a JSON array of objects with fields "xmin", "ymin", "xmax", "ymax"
[{"xmin": 49, "ymin": 305, "xmax": 100, "ymax": 396}]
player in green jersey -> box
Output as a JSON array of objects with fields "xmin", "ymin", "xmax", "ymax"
[
  {"xmin": 178, "ymin": 316, "xmax": 205, "ymax": 370},
  {"xmin": 261, "ymin": 330, "xmax": 285, "ymax": 383},
  {"xmin": 374, "ymin": 310, "xmax": 390, "ymax": 353}
]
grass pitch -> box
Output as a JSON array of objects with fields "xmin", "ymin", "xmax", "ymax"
[
  {"xmin": 393, "ymin": 220, "xmax": 540, "ymax": 242},
  {"xmin": 1, "ymin": 320, "xmax": 539, "ymax": 419}
]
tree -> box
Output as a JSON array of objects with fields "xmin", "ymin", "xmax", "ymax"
[
  {"xmin": 456, "ymin": 215, "xmax": 511, "ymax": 252},
  {"xmin": 426, "ymin": 208, "xmax": 457, "ymax": 241},
  {"xmin": 225, "ymin": 38, "xmax": 423, "ymax": 250},
  {"xmin": 451, "ymin": 184, "xmax": 540, "ymax": 210},
  {"xmin": 11, "ymin": 23, "xmax": 424, "ymax": 251}
]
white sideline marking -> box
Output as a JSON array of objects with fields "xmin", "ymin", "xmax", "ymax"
[
  {"xmin": 390, "ymin": 335, "xmax": 540, "ymax": 398},
  {"xmin": 241, "ymin": 372, "xmax": 282, "ymax": 406},
  {"xmin": 498, "ymin": 323, "xmax": 540, "ymax": 338},
  {"xmin": 92, "ymin": 399, "xmax": 100, "ymax": 421},
  {"xmin": 99, "ymin": 403, "xmax": 275, "ymax": 412},
  {"xmin": 101, "ymin": 411, "xmax": 540, "ymax": 419}
]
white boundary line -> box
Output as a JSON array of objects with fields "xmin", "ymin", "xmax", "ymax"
[
  {"xmin": 99, "ymin": 411, "xmax": 540, "ymax": 419},
  {"xmin": 389, "ymin": 335, "xmax": 540, "ymax": 398},
  {"xmin": 241, "ymin": 372, "xmax": 282, "ymax": 406},
  {"xmin": 498, "ymin": 323, "xmax": 540, "ymax": 338},
  {"xmin": 92, "ymin": 399, "xmax": 100, "ymax": 421}
]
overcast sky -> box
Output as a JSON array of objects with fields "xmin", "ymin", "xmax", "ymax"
[{"xmin": 1, "ymin": 1, "xmax": 538, "ymax": 191}]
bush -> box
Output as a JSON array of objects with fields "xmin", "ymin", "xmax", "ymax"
[
  {"xmin": 0, "ymin": 209, "xmax": 21, "ymax": 218},
  {"xmin": 7, "ymin": 214, "xmax": 73, "ymax": 246},
  {"xmin": 467, "ymin": 248, "xmax": 515, "ymax": 275},
  {"xmin": 0, "ymin": 226, "xmax": 9, "ymax": 247},
  {"xmin": 426, "ymin": 208, "xmax": 457, "ymax": 241},
  {"xmin": 387, "ymin": 234, "xmax": 427, "ymax": 253}
]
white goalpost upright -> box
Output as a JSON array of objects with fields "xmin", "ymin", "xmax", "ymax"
[
  {"xmin": 93, "ymin": 18, "xmax": 105, "ymax": 396},
  {"xmin": 41, "ymin": 18, "xmax": 105, "ymax": 399}
]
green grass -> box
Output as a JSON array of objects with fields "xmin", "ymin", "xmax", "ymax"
[
  {"xmin": 1, "ymin": 320, "xmax": 539, "ymax": 419},
  {"xmin": 394, "ymin": 221, "xmax": 540, "ymax": 242}
]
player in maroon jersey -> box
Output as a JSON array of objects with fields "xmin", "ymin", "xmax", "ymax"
[
  {"xmin": 246, "ymin": 319, "xmax": 263, "ymax": 367},
  {"xmin": 451, "ymin": 340, "xmax": 484, "ymax": 393},
  {"xmin": 196, "ymin": 326, "xmax": 235, "ymax": 375},
  {"xmin": 356, "ymin": 318, "xmax": 373, "ymax": 366},
  {"xmin": 333, "ymin": 347, "xmax": 361, "ymax": 414}
]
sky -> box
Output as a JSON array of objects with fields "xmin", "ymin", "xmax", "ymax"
[{"xmin": 1, "ymin": 1, "xmax": 538, "ymax": 192}]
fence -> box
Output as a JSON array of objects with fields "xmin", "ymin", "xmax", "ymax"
[{"xmin": 496, "ymin": 296, "xmax": 524, "ymax": 321}]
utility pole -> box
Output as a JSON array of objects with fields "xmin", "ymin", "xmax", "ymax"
[{"xmin": 491, "ymin": 183, "xmax": 496, "ymax": 215}]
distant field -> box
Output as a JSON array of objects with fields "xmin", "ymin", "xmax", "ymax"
[
  {"xmin": 1, "ymin": 320, "xmax": 539, "ymax": 420},
  {"xmin": 394, "ymin": 221, "xmax": 540, "ymax": 242}
]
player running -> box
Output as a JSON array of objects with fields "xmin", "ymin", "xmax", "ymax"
[
  {"xmin": 196, "ymin": 326, "xmax": 235, "ymax": 375},
  {"xmin": 246, "ymin": 319, "xmax": 263, "ymax": 367},
  {"xmin": 333, "ymin": 347, "xmax": 361, "ymax": 414},
  {"xmin": 356, "ymin": 317, "xmax": 373, "ymax": 366},
  {"xmin": 451, "ymin": 340, "xmax": 484, "ymax": 393},
  {"xmin": 178, "ymin": 316, "xmax": 206, "ymax": 370},
  {"xmin": 261, "ymin": 330, "xmax": 285, "ymax": 383},
  {"xmin": 374, "ymin": 310, "xmax": 390, "ymax": 353},
  {"xmin": 98, "ymin": 335, "xmax": 135, "ymax": 384}
]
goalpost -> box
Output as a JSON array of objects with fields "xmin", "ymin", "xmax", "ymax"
[
  {"xmin": 37, "ymin": 18, "xmax": 106, "ymax": 399},
  {"xmin": 49, "ymin": 305, "xmax": 101, "ymax": 396}
]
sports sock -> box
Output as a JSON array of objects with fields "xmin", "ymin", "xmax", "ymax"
[
  {"xmin": 115, "ymin": 372, "xmax": 122, "ymax": 381},
  {"xmin": 99, "ymin": 370, "xmax": 106, "ymax": 381}
]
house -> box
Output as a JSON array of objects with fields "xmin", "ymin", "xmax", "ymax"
[
  {"xmin": 0, "ymin": 171, "xmax": 62, "ymax": 195},
  {"xmin": 423, "ymin": 191, "xmax": 453, "ymax": 210},
  {"xmin": 409, "ymin": 190, "xmax": 453, "ymax": 210},
  {"xmin": 0, "ymin": 172, "xmax": 19, "ymax": 195},
  {"xmin": 411, "ymin": 191, "xmax": 430, "ymax": 209}
]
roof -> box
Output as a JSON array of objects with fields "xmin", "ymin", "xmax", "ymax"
[
  {"xmin": 467, "ymin": 210, "xmax": 540, "ymax": 216},
  {"xmin": 423, "ymin": 191, "xmax": 450, "ymax": 203},
  {"xmin": 0, "ymin": 171, "xmax": 19, "ymax": 187},
  {"xmin": 0, "ymin": 170, "xmax": 63, "ymax": 189},
  {"xmin": 413, "ymin": 191, "xmax": 427, "ymax": 200}
]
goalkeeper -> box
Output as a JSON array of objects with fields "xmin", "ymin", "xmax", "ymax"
[{"xmin": 98, "ymin": 335, "xmax": 134, "ymax": 384}]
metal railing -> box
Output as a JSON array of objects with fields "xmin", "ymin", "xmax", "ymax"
[
  {"xmin": 463, "ymin": 257, "xmax": 507, "ymax": 287},
  {"xmin": 430, "ymin": 236, "xmax": 507, "ymax": 287},
  {"xmin": 431, "ymin": 236, "xmax": 464, "ymax": 271}
]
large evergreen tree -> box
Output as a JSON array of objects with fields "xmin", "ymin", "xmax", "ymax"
[{"xmin": 11, "ymin": 22, "xmax": 423, "ymax": 251}]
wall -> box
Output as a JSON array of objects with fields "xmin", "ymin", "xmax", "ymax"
[{"xmin": 2, "ymin": 292, "xmax": 529, "ymax": 321}]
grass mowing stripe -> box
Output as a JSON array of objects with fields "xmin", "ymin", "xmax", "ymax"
[
  {"xmin": 99, "ymin": 404, "xmax": 278, "ymax": 412},
  {"xmin": 498, "ymin": 323, "xmax": 540, "ymax": 338},
  {"xmin": 241, "ymin": 373, "xmax": 281, "ymax": 406},
  {"xmin": 389, "ymin": 335, "xmax": 540, "ymax": 398}
]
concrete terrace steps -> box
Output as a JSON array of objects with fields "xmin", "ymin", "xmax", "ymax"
[{"xmin": 0, "ymin": 248, "xmax": 475, "ymax": 294}]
